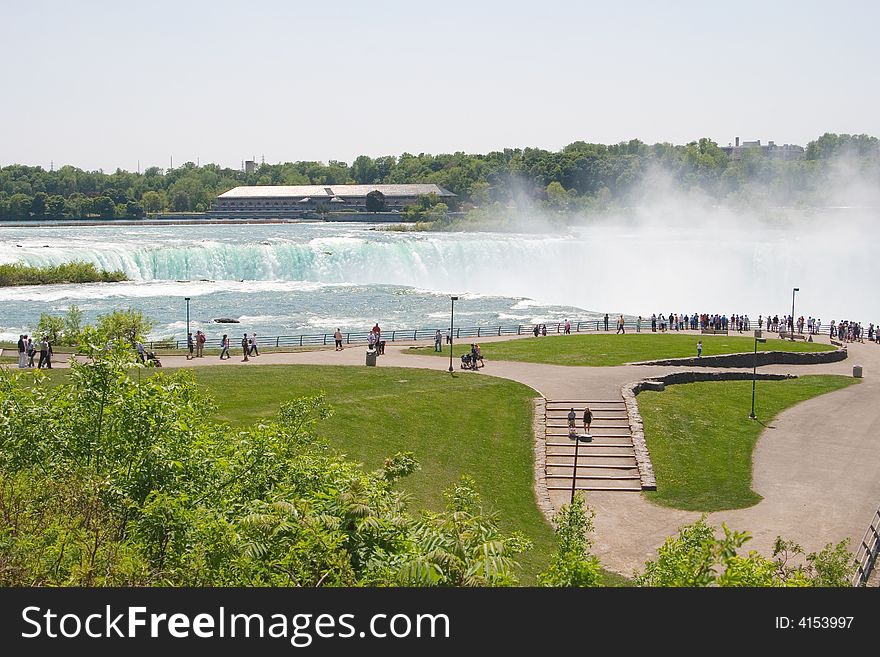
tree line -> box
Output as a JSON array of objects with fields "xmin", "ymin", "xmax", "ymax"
[{"xmin": 1, "ymin": 132, "xmax": 878, "ymax": 221}]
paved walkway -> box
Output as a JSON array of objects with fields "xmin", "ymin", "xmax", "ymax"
[{"xmin": 45, "ymin": 331, "xmax": 880, "ymax": 575}]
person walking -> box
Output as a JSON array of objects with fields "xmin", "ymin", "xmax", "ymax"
[
  {"xmin": 582, "ymin": 407, "xmax": 592, "ymax": 434},
  {"xmin": 219, "ymin": 334, "xmax": 230, "ymax": 359},
  {"xmin": 249, "ymin": 333, "xmax": 259, "ymax": 356},
  {"xmin": 567, "ymin": 407, "xmax": 577, "ymax": 438},
  {"xmin": 697, "ymin": 340, "xmax": 703, "ymax": 358},
  {"xmin": 434, "ymin": 329, "xmax": 442, "ymax": 352},
  {"xmin": 26, "ymin": 337, "xmax": 36, "ymax": 367},
  {"xmin": 636, "ymin": 316, "xmax": 642, "ymax": 333},
  {"xmin": 17, "ymin": 335, "xmax": 27, "ymax": 368},
  {"xmin": 335, "ymin": 328, "xmax": 344, "ymax": 351},
  {"xmin": 241, "ymin": 333, "xmax": 249, "ymax": 362},
  {"xmin": 186, "ymin": 332, "xmax": 194, "ymax": 360},
  {"xmin": 604, "ymin": 313, "xmax": 609, "ymax": 331},
  {"xmin": 541, "ymin": 324, "xmax": 547, "ymax": 336},
  {"xmin": 196, "ymin": 330, "xmax": 206, "ymax": 357},
  {"xmin": 38, "ymin": 336, "xmax": 52, "ymax": 369},
  {"xmin": 616, "ymin": 315, "xmax": 625, "ymax": 334},
  {"xmin": 564, "ymin": 319, "xmax": 571, "ymax": 335}
]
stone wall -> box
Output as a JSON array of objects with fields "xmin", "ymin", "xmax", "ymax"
[
  {"xmin": 531, "ymin": 398, "xmax": 555, "ymax": 523},
  {"xmin": 632, "ymin": 347, "xmax": 846, "ymax": 368},
  {"xmin": 622, "ymin": 371, "xmax": 797, "ymax": 492}
]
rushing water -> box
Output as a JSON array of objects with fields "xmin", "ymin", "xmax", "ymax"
[{"xmin": 0, "ymin": 217, "xmax": 877, "ymax": 342}]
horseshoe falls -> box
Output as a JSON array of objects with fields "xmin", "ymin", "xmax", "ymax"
[{"xmin": 0, "ymin": 217, "xmax": 877, "ymax": 341}]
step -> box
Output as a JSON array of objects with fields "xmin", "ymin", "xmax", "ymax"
[
  {"xmin": 547, "ymin": 464, "xmax": 639, "ymax": 473},
  {"xmin": 547, "ymin": 400, "xmax": 625, "ymax": 405},
  {"xmin": 546, "ymin": 442, "xmax": 633, "ymax": 449},
  {"xmin": 547, "ymin": 429, "xmax": 632, "ymax": 437},
  {"xmin": 546, "ymin": 452, "xmax": 638, "ymax": 459},
  {"xmin": 547, "ymin": 484, "xmax": 643, "ymax": 492},
  {"xmin": 546, "ymin": 421, "xmax": 630, "ymax": 428},
  {"xmin": 545, "ymin": 474, "xmax": 641, "ymax": 481},
  {"xmin": 547, "ymin": 456, "xmax": 637, "ymax": 466}
]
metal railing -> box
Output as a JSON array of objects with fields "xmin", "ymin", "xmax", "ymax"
[
  {"xmin": 853, "ymin": 504, "xmax": 880, "ymax": 587},
  {"xmin": 147, "ymin": 318, "xmax": 650, "ymax": 351},
  {"xmin": 146, "ymin": 316, "xmax": 806, "ymax": 351}
]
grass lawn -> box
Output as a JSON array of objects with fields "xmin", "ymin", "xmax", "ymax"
[
  {"xmin": 406, "ymin": 333, "xmax": 834, "ymax": 367},
  {"xmin": 19, "ymin": 363, "xmax": 632, "ymax": 585},
  {"xmin": 638, "ymin": 375, "xmax": 858, "ymax": 512},
  {"xmin": 190, "ymin": 365, "xmax": 559, "ymax": 582}
]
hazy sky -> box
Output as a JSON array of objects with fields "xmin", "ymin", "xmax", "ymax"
[{"xmin": 2, "ymin": 0, "xmax": 878, "ymax": 172}]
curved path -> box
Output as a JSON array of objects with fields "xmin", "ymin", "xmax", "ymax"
[{"xmin": 46, "ymin": 332, "xmax": 880, "ymax": 575}]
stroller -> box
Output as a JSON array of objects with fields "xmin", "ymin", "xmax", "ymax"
[
  {"xmin": 460, "ymin": 353, "xmax": 477, "ymax": 370},
  {"xmin": 146, "ymin": 350, "xmax": 162, "ymax": 367}
]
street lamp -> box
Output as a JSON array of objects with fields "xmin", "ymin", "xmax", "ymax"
[
  {"xmin": 749, "ymin": 331, "xmax": 767, "ymax": 420},
  {"xmin": 448, "ymin": 296, "xmax": 459, "ymax": 373},
  {"xmin": 570, "ymin": 431, "xmax": 581, "ymax": 504},
  {"xmin": 790, "ymin": 287, "xmax": 799, "ymax": 340},
  {"xmin": 185, "ymin": 297, "xmax": 191, "ymax": 351}
]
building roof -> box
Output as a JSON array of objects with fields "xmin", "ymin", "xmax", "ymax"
[{"xmin": 217, "ymin": 184, "xmax": 456, "ymax": 199}]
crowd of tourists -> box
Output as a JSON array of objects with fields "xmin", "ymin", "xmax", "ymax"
[
  {"xmin": 644, "ymin": 313, "xmax": 755, "ymax": 332},
  {"xmin": 15, "ymin": 334, "xmax": 53, "ymax": 369}
]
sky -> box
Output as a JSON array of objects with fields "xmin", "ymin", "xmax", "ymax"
[{"xmin": 2, "ymin": 0, "xmax": 878, "ymax": 172}]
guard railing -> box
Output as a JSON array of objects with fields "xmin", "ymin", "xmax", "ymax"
[{"xmin": 853, "ymin": 504, "xmax": 880, "ymax": 587}]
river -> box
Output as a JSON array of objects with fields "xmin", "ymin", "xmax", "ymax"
[{"xmin": 0, "ymin": 217, "xmax": 877, "ymax": 341}]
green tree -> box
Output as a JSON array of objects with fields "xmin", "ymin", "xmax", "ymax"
[
  {"xmin": 64, "ymin": 305, "xmax": 84, "ymax": 344},
  {"xmin": 637, "ymin": 519, "xmax": 854, "ymax": 587},
  {"xmin": 546, "ymin": 181, "xmax": 569, "ymax": 209},
  {"xmin": 8, "ymin": 193, "xmax": 32, "ymax": 220},
  {"xmin": 125, "ymin": 200, "xmax": 145, "ymax": 217},
  {"xmin": 90, "ymin": 196, "xmax": 116, "ymax": 219},
  {"xmin": 171, "ymin": 190, "xmax": 190, "ymax": 212},
  {"xmin": 93, "ymin": 308, "xmax": 154, "ymax": 345},
  {"xmin": 31, "ymin": 191, "xmax": 48, "ymax": 216},
  {"xmin": 35, "ymin": 313, "xmax": 66, "ymax": 344},
  {"xmin": 141, "ymin": 190, "xmax": 164, "ymax": 213},
  {"xmin": 365, "ymin": 189, "xmax": 386, "ymax": 212},
  {"xmin": 538, "ymin": 494, "xmax": 602, "ymax": 587},
  {"xmin": 45, "ymin": 194, "xmax": 66, "ymax": 217},
  {"xmin": 351, "ymin": 155, "xmax": 377, "ymax": 184}
]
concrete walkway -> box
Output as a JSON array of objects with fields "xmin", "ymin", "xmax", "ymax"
[{"xmin": 45, "ymin": 331, "xmax": 880, "ymax": 576}]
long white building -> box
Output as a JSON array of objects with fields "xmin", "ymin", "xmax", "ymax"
[{"xmin": 212, "ymin": 184, "xmax": 455, "ymax": 215}]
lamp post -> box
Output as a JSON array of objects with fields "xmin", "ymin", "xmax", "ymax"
[
  {"xmin": 749, "ymin": 331, "xmax": 767, "ymax": 420},
  {"xmin": 448, "ymin": 296, "xmax": 459, "ymax": 373},
  {"xmin": 790, "ymin": 287, "xmax": 799, "ymax": 340},
  {"xmin": 570, "ymin": 433, "xmax": 581, "ymax": 504},
  {"xmin": 185, "ymin": 297, "xmax": 191, "ymax": 351}
]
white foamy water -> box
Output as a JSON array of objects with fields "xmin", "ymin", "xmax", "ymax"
[{"xmin": 0, "ymin": 213, "xmax": 877, "ymax": 341}]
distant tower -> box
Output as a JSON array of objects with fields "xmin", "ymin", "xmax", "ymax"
[
  {"xmin": 50, "ymin": 160, "xmax": 53, "ymax": 172},
  {"xmin": 245, "ymin": 160, "xmax": 256, "ymax": 175},
  {"xmin": 735, "ymin": 137, "xmax": 740, "ymax": 147}
]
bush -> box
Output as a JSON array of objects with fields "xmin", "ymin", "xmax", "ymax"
[{"xmin": 0, "ymin": 261, "xmax": 127, "ymax": 286}]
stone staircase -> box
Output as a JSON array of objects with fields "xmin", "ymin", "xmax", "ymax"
[{"xmin": 544, "ymin": 399, "xmax": 642, "ymax": 492}]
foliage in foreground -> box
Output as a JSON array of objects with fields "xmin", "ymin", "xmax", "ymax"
[
  {"xmin": 538, "ymin": 495, "xmax": 602, "ymax": 587},
  {"xmin": 636, "ymin": 518, "xmax": 855, "ymax": 587},
  {"xmin": 33, "ymin": 306, "xmax": 152, "ymax": 347},
  {"xmin": 0, "ymin": 352, "xmax": 528, "ymax": 586},
  {"xmin": 0, "ymin": 261, "xmax": 126, "ymax": 287}
]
